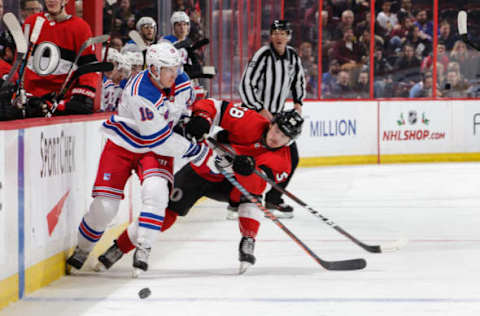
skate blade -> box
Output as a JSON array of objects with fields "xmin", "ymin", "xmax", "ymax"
[
  {"xmin": 132, "ymin": 268, "xmax": 143, "ymax": 278},
  {"xmin": 93, "ymin": 261, "xmax": 107, "ymax": 272},
  {"xmin": 226, "ymin": 211, "xmax": 238, "ymax": 220},
  {"xmin": 238, "ymin": 262, "xmax": 252, "ymax": 275}
]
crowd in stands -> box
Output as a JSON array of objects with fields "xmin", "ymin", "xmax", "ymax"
[
  {"xmin": 2, "ymin": 0, "xmax": 480, "ymax": 120},
  {"xmin": 286, "ymin": 0, "xmax": 480, "ymax": 99}
]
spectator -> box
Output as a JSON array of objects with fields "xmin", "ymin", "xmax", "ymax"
[
  {"xmin": 305, "ymin": 64, "xmax": 318, "ymax": 99},
  {"xmin": 373, "ymin": 48, "xmax": 394, "ymax": 97},
  {"xmin": 409, "ymin": 71, "xmax": 433, "ymax": 98},
  {"xmin": 332, "ymin": 27, "xmax": 366, "ymax": 71},
  {"xmin": 330, "ymin": 69, "xmax": 356, "ymax": 99},
  {"xmin": 449, "ymin": 40, "xmax": 478, "ymax": 82},
  {"xmin": 20, "ymin": 0, "xmax": 43, "ymax": 23},
  {"xmin": 441, "ymin": 69, "xmax": 470, "ymax": 97},
  {"xmin": 298, "ymin": 41, "xmax": 316, "ymax": 70},
  {"xmin": 377, "ymin": 1, "xmax": 398, "ymax": 34},
  {"xmin": 399, "ymin": 0, "xmax": 414, "ymax": 18},
  {"xmin": 353, "ymin": 70, "xmax": 370, "ymax": 98},
  {"xmin": 421, "ymin": 40, "xmax": 449, "ymax": 73},
  {"xmin": 112, "ymin": 0, "xmax": 136, "ymax": 38},
  {"xmin": 438, "ymin": 19, "xmax": 456, "ymax": 51},
  {"xmin": 322, "ymin": 58, "xmax": 340, "ymax": 97},
  {"xmin": 332, "ymin": 9, "xmax": 355, "ymax": 40},
  {"xmin": 393, "ymin": 44, "xmax": 422, "ymax": 96},
  {"xmin": 436, "ymin": 62, "xmax": 446, "ymax": 90},
  {"xmin": 413, "ymin": 10, "xmax": 433, "ymax": 42},
  {"xmin": 407, "ymin": 25, "xmax": 431, "ymax": 58},
  {"xmin": 389, "ymin": 15, "xmax": 413, "ymax": 52}
]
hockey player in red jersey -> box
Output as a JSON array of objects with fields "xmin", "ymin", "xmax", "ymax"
[
  {"xmin": 22, "ymin": 0, "xmax": 99, "ymax": 115},
  {"xmin": 96, "ymin": 99, "xmax": 304, "ymax": 274},
  {"xmin": 66, "ymin": 42, "xmax": 206, "ymax": 275}
]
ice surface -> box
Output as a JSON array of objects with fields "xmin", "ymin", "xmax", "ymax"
[{"xmin": 3, "ymin": 163, "xmax": 480, "ymax": 316}]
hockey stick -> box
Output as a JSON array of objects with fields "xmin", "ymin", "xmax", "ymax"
[
  {"xmin": 47, "ymin": 61, "xmax": 113, "ymax": 116},
  {"xmin": 128, "ymin": 30, "xmax": 148, "ymax": 51},
  {"xmin": 208, "ymin": 137, "xmax": 407, "ymax": 253},
  {"xmin": 218, "ymin": 167, "xmax": 366, "ymax": 271},
  {"xmin": 128, "ymin": 30, "xmax": 147, "ymax": 69},
  {"xmin": 1, "ymin": 13, "xmax": 28, "ymax": 88},
  {"xmin": 458, "ymin": 10, "xmax": 480, "ymax": 51},
  {"xmin": 57, "ymin": 34, "xmax": 110, "ymax": 101},
  {"xmin": 59, "ymin": 61, "xmax": 113, "ymax": 100},
  {"xmin": 13, "ymin": 16, "xmax": 45, "ymax": 114}
]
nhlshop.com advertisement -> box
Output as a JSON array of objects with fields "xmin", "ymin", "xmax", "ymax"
[{"xmin": 380, "ymin": 100, "xmax": 452, "ymax": 154}]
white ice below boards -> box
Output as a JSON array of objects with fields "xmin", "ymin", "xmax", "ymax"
[{"xmin": 3, "ymin": 162, "xmax": 480, "ymax": 316}]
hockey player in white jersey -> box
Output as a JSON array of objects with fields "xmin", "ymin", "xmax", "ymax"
[
  {"xmin": 100, "ymin": 49, "xmax": 131, "ymax": 112},
  {"xmin": 67, "ymin": 42, "xmax": 207, "ymax": 275}
]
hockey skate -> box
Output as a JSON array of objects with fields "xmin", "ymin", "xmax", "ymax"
[
  {"xmin": 265, "ymin": 200, "xmax": 294, "ymax": 219},
  {"xmin": 132, "ymin": 244, "xmax": 151, "ymax": 278},
  {"xmin": 66, "ymin": 246, "xmax": 90, "ymax": 270},
  {"xmin": 94, "ymin": 240, "xmax": 124, "ymax": 272},
  {"xmin": 238, "ymin": 236, "xmax": 256, "ymax": 274},
  {"xmin": 226, "ymin": 205, "xmax": 239, "ymax": 220}
]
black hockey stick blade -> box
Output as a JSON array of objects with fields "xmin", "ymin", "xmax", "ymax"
[
  {"xmin": 191, "ymin": 38, "xmax": 210, "ymax": 50},
  {"xmin": 207, "ymin": 136, "xmax": 407, "ymax": 254},
  {"xmin": 174, "ymin": 38, "xmax": 193, "ymax": 50},
  {"xmin": 58, "ymin": 61, "xmax": 113, "ymax": 100},
  {"xmin": 73, "ymin": 61, "xmax": 113, "ymax": 79}
]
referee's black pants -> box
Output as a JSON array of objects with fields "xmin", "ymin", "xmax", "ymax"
[{"xmin": 264, "ymin": 141, "xmax": 299, "ymax": 205}]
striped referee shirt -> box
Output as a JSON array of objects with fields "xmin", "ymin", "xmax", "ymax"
[{"xmin": 239, "ymin": 43, "xmax": 306, "ymax": 114}]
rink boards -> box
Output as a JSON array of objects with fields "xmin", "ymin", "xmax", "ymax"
[{"xmin": 1, "ymin": 99, "xmax": 480, "ymax": 309}]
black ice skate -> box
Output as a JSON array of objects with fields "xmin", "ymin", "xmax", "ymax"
[
  {"xmin": 132, "ymin": 244, "xmax": 151, "ymax": 278},
  {"xmin": 265, "ymin": 200, "xmax": 294, "ymax": 219},
  {"xmin": 238, "ymin": 236, "xmax": 256, "ymax": 274},
  {"xmin": 95, "ymin": 240, "xmax": 124, "ymax": 272},
  {"xmin": 66, "ymin": 246, "xmax": 90, "ymax": 270}
]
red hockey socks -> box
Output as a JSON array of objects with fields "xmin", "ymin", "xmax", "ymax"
[{"xmin": 239, "ymin": 217, "xmax": 260, "ymax": 238}]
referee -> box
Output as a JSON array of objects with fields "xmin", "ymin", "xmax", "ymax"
[{"xmin": 235, "ymin": 19, "xmax": 306, "ymax": 219}]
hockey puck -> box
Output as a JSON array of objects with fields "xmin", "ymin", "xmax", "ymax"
[{"xmin": 138, "ymin": 287, "xmax": 151, "ymax": 299}]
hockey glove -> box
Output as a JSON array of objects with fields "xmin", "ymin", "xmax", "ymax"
[
  {"xmin": 232, "ymin": 155, "xmax": 256, "ymax": 176},
  {"xmin": 184, "ymin": 112, "xmax": 211, "ymax": 142},
  {"xmin": 59, "ymin": 93, "xmax": 94, "ymax": 115}
]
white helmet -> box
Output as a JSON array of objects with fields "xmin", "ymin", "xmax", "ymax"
[
  {"xmin": 136, "ymin": 16, "xmax": 157, "ymax": 33},
  {"xmin": 170, "ymin": 11, "xmax": 190, "ymax": 25},
  {"xmin": 116, "ymin": 54, "xmax": 132, "ymax": 78},
  {"xmin": 123, "ymin": 51, "xmax": 143, "ymax": 66},
  {"xmin": 146, "ymin": 42, "xmax": 181, "ymax": 81}
]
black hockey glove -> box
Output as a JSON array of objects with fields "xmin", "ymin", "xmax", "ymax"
[
  {"xmin": 232, "ymin": 155, "xmax": 256, "ymax": 176},
  {"xmin": 185, "ymin": 112, "xmax": 211, "ymax": 142},
  {"xmin": 59, "ymin": 93, "xmax": 94, "ymax": 115}
]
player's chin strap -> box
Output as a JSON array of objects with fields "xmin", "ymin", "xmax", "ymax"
[{"xmin": 207, "ymin": 136, "xmax": 408, "ymax": 254}]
